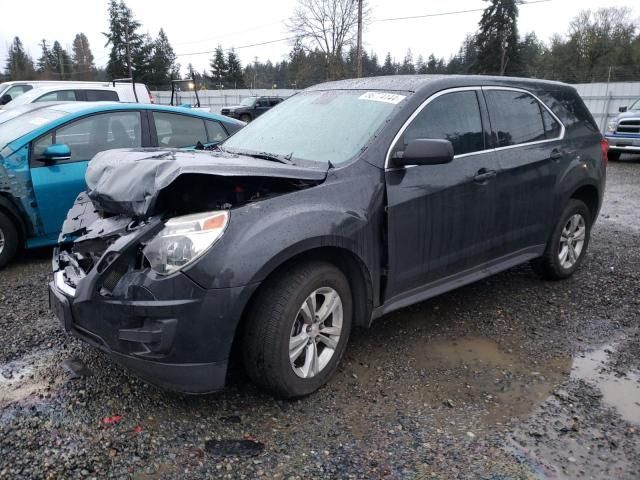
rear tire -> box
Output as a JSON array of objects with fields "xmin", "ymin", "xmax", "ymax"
[
  {"xmin": 531, "ymin": 199, "xmax": 592, "ymax": 280},
  {"xmin": 608, "ymin": 151, "xmax": 621, "ymax": 162},
  {"xmin": 240, "ymin": 114, "xmax": 251, "ymax": 123},
  {"xmin": 243, "ymin": 261, "xmax": 352, "ymax": 398},
  {"xmin": 0, "ymin": 211, "xmax": 19, "ymax": 269}
]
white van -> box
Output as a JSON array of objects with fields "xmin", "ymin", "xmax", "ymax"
[{"xmin": 0, "ymin": 81, "xmax": 152, "ymax": 106}]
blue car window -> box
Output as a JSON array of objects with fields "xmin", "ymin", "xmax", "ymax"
[
  {"xmin": 46, "ymin": 112, "xmax": 141, "ymax": 163},
  {"xmin": 32, "ymin": 132, "xmax": 54, "ymax": 159},
  {"xmin": 205, "ymin": 120, "xmax": 228, "ymax": 142},
  {"xmin": 153, "ymin": 112, "xmax": 207, "ymax": 148}
]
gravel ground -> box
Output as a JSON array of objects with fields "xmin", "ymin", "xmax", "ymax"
[{"xmin": 1, "ymin": 158, "xmax": 639, "ymax": 479}]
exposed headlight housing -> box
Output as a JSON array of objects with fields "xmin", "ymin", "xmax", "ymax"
[
  {"xmin": 143, "ymin": 211, "xmax": 229, "ymax": 275},
  {"xmin": 606, "ymin": 121, "xmax": 617, "ymax": 134}
]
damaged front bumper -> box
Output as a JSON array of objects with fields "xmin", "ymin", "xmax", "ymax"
[{"xmin": 49, "ymin": 201, "xmax": 257, "ymax": 393}]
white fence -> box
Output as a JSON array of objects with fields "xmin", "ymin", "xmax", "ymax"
[
  {"xmin": 152, "ymin": 82, "xmax": 640, "ymax": 132},
  {"xmin": 151, "ymin": 89, "xmax": 298, "ymax": 114},
  {"xmin": 574, "ymin": 82, "xmax": 640, "ymax": 131}
]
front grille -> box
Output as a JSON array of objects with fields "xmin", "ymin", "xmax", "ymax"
[
  {"xmin": 617, "ymin": 119, "xmax": 640, "ymax": 134},
  {"xmin": 221, "ymin": 109, "xmax": 230, "ymax": 115}
]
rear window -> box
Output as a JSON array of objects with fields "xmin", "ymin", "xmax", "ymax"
[
  {"xmin": 485, "ymin": 90, "xmax": 546, "ymax": 147},
  {"xmin": 85, "ymin": 90, "xmax": 119, "ymax": 102}
]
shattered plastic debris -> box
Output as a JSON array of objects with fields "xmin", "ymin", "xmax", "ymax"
[
  {"xmin": 204, "ymin": 439, "xmax": 265, "ymax": 457},
  {"xmin": 101, "ymin": 415, "xmax": 123, "ymax": 425}
]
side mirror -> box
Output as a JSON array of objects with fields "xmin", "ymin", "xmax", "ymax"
[
  {"xmin": 41, "ymin": 143, "xmax": 71, "ymax": 162},
  {"xmin": 619, "ymin": 106, "xmax": 628, "ymax": 113},
  {"xmin": 393, "ymin": 139, "xmax": 454, "ymax": 167},
  {"xmin": 0, "ymin": 94, "xmax": 12, "ymax": 105}
]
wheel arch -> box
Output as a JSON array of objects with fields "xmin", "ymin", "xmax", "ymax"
[
  {"xmin": 0, "ymin": 193, "xmax": 27, "ymax": 246},
  {"xmin": 569, "ymin": 183, "xmax": 600, "ymax": 222}
]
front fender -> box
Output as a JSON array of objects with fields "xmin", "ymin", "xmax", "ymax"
[{"xmin": 184, "ymin": 165, "xmax": 385, "ymax": 293}]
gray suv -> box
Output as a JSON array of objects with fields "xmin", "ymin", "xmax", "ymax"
[{"xmin": 50, "ymin": 75, "xmax": 606, "ymax": 398}]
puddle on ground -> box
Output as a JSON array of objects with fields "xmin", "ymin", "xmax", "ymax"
[
  {"xmin": 341, "ymin": 336, "xmax": 572, "ymax": 438},
  {"xmin": 0, "ymin": 350, "xmax": 62, "ymax": 406},
  {"xmin": 572, "ymin": 343, "xmax": 640, "ymax": 424}
]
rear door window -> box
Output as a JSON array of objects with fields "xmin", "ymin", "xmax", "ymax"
[
  {"xmin": 485, "ymin": 90, "xmax": 547, "ymax": 147},
  {"xmin": 35, "ymin": 90, "xmax": 77, "ymax": 102},
  {"xmin": 541, "ymin": 108, "xmax": 561, "ymax": 139},
  {"xmin": 153, "ymin": 112, "xmax": 208, "ymax": 147},
  {"xmin": 85, "ymin": 90, "xmax": 119, "ymax": 102},
  {"xmin": 400, "ymin": 90, "xmax": 485, "ymax": 156}
]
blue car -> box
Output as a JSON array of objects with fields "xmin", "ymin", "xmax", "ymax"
[{"xmin": 0, "ymin": 102, "xmax": 244, "ymax": 267}]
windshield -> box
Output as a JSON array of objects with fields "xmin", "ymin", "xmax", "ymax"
[
  {"xmin": 239, "ymin": 97, "xmax": 256, "ymax": 107},
  {"xmin": 223, "ymin": 90, "xmax": 406, "ymax": 165},
  {"xmin": 0, "ymin": 104, "xmax": 57, "ymax": 126},
  {"xmin": 0, "ymin": 108, "xmax": 67, "ymax": 150},
  {"xmin": 629, "ymin": 99, "xmax": 640, "ymax": 111}
]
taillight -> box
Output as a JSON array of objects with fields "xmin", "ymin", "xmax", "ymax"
[{"xmin": 600, "ymin": 138, "xmax": 609, "ymax": 166}]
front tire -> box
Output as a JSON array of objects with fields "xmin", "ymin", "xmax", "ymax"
[
  {"xmin": 240, "ymin": 114, "xmax": 251, "ymax": 123},
  {"xmin": 0, "ymin": 211, "xmax": 18, "ymax": 269},
  {"xmin": 243, "ymin": 261, "xmax": 352, "ymax": 398},
  {"xmin": 531, "ymin": 199, "xmax": 592, "ymax": 280}
]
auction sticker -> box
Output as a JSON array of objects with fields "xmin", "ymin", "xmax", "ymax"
[{"xmin": 359, "ymin": 92, "xmax": 406, "ymax": 104}]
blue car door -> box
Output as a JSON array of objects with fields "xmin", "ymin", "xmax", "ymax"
[{"xmin": 29, "ymin": 111, "xmax": 143, "ymax": 237}]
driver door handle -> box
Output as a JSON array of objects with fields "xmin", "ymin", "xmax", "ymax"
[{"xmin": 473, "ymin": 168, "xmax": 497, "ymax": 183}]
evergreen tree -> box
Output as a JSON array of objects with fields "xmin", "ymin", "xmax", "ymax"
[
  {"xmin": 400, "ymin": 49, "xmax": 416, "ymax": 74},
  {"xmin": 209, "ymin": 46, "xmax": 227, "ymax": 87},
  {"xmin": 4, "ymin": 36, "xmax": 36, "ymax": 80},
  {"xmin": 37, "ymin": 40, "xmax": 56, "ymax": 78},
  {"xmin": 226, "ymin": 49, "xmax": 245, "ymax": 88},
  {"xmin": 71, "ymin": 33, "xmax": 95, "ymax": 80},
  {"xmin": 473, "ymin": 0, "xmax": 521, "ymax": 75},
  {"xmin": 147, "ymin": 28, "xmax": 179, "ymax": 88},
  {"xmin": 104, "ymin": 0, "xmax": 147, "ymax": 80},
  {"xmin": 381, "ymin": 52, "xmax": 395, "ymax": 75},
  {"xmin": 50, "ymin": 41, "xmax": 73, "ymax": 80}
]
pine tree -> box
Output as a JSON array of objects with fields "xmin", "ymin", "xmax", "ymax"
[
  {"xmin": 50, "ymin": 41, "xmax": 73, "ymax": 80},
  {"xmin": 104, "ymin": 0, "xmax": 148, "ymax": 80},
  {"xmin": 226, "ymin": 49, "xmax": 244, "ymax": 88},
  {"xmin": 5, "ymin": 37, "xmax": 36, "ymax": 81},
  {"xmin": 400, "ymin": 49, "xmax": 416, "ymax": 74},
  {"xmin": 381, "ymin": 52, "xmax": 395, "ymax": 75},
  {"xmin": 474, "ymin": 0, "xmax": 521, "ymax": 75},
  {"xmin": 209, "ymin": 46, "xmax": 227, "ymax": 87},
  {"xmin": 147, "ymin": 28, "xmax": 179, "ymax": 88},
  {"xmin": 37, "ymin": 40, "xmax": 56, "ymax": 78},
  {"xmin": 72, "ymin": 33, "xmax": 95, "ymax": 80}
]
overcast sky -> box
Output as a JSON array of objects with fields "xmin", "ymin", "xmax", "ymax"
[{"xmin": 1, "ymin": 0, "xmax": 638, "ymax": 77}]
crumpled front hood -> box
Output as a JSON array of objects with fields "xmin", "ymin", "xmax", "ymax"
[{"xmin": 85, "ymin": 148, "xmax": 328, "ymax": 217}]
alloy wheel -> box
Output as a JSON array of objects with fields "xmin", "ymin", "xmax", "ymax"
[
  {"xmin": 558, "ymin": 213, "xmax": 586, "ymax": 269},
  {"xmin": 289, "ymin": 287, "xmax": 343, "ymax": 379}
]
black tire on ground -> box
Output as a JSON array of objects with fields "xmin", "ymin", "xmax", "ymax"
[
  {"xmin": 531, "ymin": 199, "xmax": 592, "ymax": 280},
  {"xmin": 0, "ymin": 210, "xmax": 19, "ymax": 269},
  {"xmin": 608, "ymin": 151, "xmax": 621, "ymax": 162},
  {"xmin": 240, "ymin": 114, "xmax": 251, "ymax": 123},
  {"xmin": 242, "ymin": 261, "xmax": 353, "ymax": 398}
]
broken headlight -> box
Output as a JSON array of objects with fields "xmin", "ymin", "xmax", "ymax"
[{"xmin": 143, "ymin": 211, "xmax": 229, "ymax": 275}]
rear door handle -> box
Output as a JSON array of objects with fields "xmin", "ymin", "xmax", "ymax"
[
  {"xmin": 550, "ymin": 149, "xmax": 563, "ymax": 161},
  {"xmin": 473, "ymin": 168, "xmax": 497, "ymax": 183}
]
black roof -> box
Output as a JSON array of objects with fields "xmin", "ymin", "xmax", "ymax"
[{"xmin": 306, "ymin": 74, "xmax": 569, "ymax": 93}]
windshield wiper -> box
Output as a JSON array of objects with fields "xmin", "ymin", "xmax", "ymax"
[{"xmin": 226, "ymin": 148, "xmax": 295, "ymax": 165}]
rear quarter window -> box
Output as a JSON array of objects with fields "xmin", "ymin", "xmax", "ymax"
[{"xmin": 85, "ymin": 90, "xmax": 119, "ymax": 102}]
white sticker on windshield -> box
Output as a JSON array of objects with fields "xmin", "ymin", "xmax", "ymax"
[
  {"xmin": 359, "ymin": 92, "xmax": 406, "ymax": 104},
  {"xmin": 29, "ymin": 117, "xmax": 50, "ymax": 126}
]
